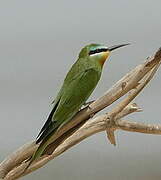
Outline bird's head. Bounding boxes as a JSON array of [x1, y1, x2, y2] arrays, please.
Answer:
[[79, 43, 130, 67]]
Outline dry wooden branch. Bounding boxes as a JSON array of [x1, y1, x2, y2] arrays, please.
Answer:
[[0, 48, 161, 180]]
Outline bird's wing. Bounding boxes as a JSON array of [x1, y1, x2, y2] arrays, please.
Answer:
[[27, 67, 100, 167], [36, 68, 100, 144], [36, 96, 61, 140]]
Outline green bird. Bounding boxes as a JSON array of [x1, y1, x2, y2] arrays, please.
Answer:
[[27, 43, 129, 169]]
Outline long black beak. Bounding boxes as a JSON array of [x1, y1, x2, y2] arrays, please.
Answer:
[[108, 43, 130, 52]]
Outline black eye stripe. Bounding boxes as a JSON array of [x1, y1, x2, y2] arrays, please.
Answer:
[[89, 48, 107, 55]]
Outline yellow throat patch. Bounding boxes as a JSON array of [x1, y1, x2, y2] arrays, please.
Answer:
[[99, 51, 110, 66]]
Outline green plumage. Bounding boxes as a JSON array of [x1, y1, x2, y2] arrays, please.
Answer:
[[26, 43, 129, 169]]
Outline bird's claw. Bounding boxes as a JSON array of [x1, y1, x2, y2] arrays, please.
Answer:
[[87, 102, 95, 118], [83, 100, 95, 107]]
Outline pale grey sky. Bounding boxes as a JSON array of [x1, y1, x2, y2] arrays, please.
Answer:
[[0, 1, 161, 179]]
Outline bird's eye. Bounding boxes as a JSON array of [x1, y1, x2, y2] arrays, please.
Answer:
[[89, 48, 107, 55], [89, 50, 97, 55]]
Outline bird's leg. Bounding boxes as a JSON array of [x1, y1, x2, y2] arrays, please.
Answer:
[[86, 100, 95, 118], [88, 106, 95, 118]]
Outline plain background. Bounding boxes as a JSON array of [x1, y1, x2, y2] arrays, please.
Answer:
[[0, 1, 161, 179]]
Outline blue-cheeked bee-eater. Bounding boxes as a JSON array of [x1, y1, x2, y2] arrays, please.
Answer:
[[26, 43, 129, 169]]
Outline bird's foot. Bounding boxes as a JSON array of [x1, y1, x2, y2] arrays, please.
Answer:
[[83, 100, 95, 108], [81, 100, 95, 118], [87, 102, 95, 119]]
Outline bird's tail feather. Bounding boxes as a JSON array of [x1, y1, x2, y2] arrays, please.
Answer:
[[24, 134, 52, 172]]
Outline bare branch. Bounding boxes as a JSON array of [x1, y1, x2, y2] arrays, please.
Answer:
[[6, 105, 161, 180], [116, 120, 161, 134], [0, 48, 161, 180]]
